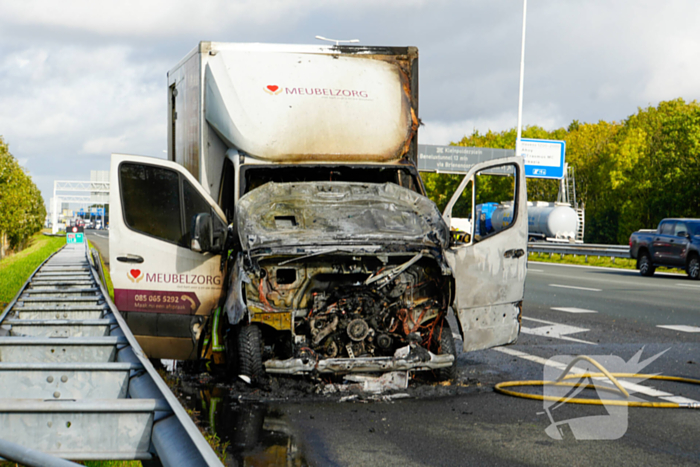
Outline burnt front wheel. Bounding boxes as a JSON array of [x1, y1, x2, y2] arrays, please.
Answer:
[[433, 318, 457, 382], [688, 256, 700, 280], [638, 252, 655, 277], [238, 324, 265, 381]]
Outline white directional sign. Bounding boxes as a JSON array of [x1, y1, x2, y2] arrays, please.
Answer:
[[520, 138, 566, 179]]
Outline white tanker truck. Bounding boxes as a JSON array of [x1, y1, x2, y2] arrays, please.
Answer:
[[478, 201, 582, 243]]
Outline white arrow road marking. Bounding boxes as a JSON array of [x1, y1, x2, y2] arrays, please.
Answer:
[[551, 307, 598, 314], [550, 284, 602, 292], [493, 347, 698, 404], [657, 325, 700, 333], [521, 317, 596, 345]]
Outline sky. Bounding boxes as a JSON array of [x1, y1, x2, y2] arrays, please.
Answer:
[[2, 0, 700, 208]]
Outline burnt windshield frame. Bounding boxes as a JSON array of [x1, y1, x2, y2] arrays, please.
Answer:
[[239, 164, 426, 198]]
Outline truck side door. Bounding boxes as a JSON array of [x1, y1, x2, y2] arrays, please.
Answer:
[[653, 220, 675, 263], [671, 221, 690, 266], [109, 154, 227, 360], [442, 156, 527, 352]]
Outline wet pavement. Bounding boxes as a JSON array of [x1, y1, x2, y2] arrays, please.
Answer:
[[171, 363, 486, 467]]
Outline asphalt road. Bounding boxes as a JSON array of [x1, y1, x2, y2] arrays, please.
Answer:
[[84, 229, 110, 266], [526, 262, 700, 327], [270, 263, 700, 467]]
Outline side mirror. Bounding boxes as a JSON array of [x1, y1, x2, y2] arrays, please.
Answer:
[[191, 213, 213, 253]]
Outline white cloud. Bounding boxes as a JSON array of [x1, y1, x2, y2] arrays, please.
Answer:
[[419, 102, 562, 146], [3, 0, 700, 207]]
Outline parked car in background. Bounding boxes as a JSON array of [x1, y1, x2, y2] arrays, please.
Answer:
[[629, 218, 700, 279]]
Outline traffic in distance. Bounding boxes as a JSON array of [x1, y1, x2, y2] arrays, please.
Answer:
[[629, 218, 700, 279]]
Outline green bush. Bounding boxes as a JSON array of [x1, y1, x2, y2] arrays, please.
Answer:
[[421, 99, 700, 245], [0, 136, 46, 254]]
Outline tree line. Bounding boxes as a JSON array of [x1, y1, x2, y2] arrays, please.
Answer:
[[0, 136, 46, 257], [421, 98, 700, 244]]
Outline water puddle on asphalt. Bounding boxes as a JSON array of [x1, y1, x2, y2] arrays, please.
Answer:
[[185, 386, 308, 467]]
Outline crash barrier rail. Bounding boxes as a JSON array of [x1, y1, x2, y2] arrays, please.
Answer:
[[0, 242, 223, 466], [528, 242, 630, 261]]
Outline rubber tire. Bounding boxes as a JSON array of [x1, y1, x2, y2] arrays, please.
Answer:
[[435, 319, 457, 382], [224, 325, 239, 376], [238, 325, 265, 380], [638, 252, 655, 277], [687, 255, 700, 280]]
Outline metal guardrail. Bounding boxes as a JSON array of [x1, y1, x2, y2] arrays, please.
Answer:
[[0, 242, 223, 466], [527, 242, 630, 259]]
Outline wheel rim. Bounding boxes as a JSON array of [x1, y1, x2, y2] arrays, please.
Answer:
[[640, 257, 649, 273], [690, 259, 700, 279]]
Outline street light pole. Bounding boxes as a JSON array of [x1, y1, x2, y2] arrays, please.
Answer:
[[515, 0, 528, 158]]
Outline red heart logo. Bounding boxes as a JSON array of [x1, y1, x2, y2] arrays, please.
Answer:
[[267, 85, 279, 92], [130, 269, 141, 279]]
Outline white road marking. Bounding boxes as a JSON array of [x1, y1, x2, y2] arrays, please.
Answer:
[[493, 347, 698, 404], [520, 321, 597, 345], [656, 325, 700, 333], [528, 268, 544, 272], [549, 284, 602, 292], [92, 233, 109, 238], [522, 317, 558, 325], [528, 261, 685, 276], [551, 307, 598, 314], [676, 283, 700, 289]]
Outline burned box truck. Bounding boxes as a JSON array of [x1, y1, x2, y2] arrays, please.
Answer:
[[109, 42, 527, 380]]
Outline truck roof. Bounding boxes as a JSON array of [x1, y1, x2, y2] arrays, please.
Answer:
[[168, 42, 419, 166]]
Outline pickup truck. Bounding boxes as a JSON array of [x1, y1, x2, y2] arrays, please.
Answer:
[[629, 218, 700, 279]]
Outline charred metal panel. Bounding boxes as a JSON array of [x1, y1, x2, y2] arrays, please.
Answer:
[[443, 156, 528, 352], [223, 256, 250, 326], [236, 181, 449, 250], [457, 304, 521, 352]]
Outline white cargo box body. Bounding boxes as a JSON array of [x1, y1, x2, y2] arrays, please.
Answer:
[[168, 42, 418, 196]]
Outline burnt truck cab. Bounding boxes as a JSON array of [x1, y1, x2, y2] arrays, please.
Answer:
[[109, 42, 527, 380]]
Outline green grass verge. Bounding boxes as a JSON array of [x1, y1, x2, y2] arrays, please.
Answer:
[[87, 239, 114, 301], [0, 233, 66, 307], [527, 251, 682, 274]]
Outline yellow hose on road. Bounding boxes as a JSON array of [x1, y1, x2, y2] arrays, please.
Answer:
[[495, 355, 700, 409]]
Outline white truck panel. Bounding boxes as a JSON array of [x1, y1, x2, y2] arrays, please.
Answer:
[[204, 49, 412, 162], [168, 42, 418, 200]]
